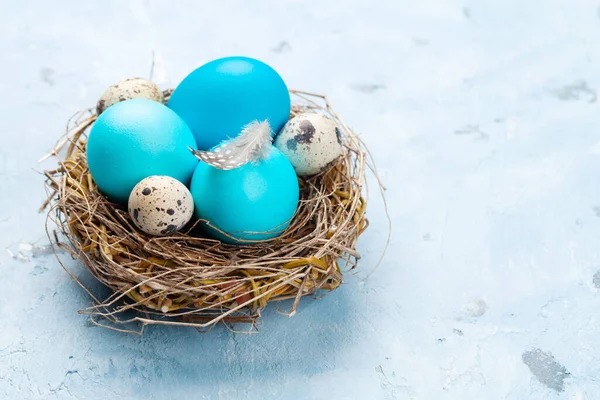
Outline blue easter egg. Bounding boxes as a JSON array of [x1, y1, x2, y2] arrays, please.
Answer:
[[190, 146, 299, 244], [168, 56, 291, 150], [87, 99, 199, 204]]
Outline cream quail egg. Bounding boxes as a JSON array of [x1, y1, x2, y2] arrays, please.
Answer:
[[274, 113, 343, 176], [128, 176, 194, 236], [97, 77, 164, 115]]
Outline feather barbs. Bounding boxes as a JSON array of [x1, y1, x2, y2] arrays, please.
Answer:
[[190, 120, 274, 170]]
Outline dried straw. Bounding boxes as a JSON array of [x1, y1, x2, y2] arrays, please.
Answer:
[[42, 89, 377, 333]]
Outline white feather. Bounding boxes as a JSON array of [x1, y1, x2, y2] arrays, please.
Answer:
[[190, 120, 274, 170]]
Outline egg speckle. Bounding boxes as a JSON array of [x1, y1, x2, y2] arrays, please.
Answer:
[[128, 176, 194, 236], [274, 113, 343, 176], [97, 77, 164, 114]]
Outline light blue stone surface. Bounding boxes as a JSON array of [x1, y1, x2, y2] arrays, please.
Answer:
[[1, 0, 600, 398]]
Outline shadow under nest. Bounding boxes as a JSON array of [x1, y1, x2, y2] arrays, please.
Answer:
[[42, 90, 375, 333]]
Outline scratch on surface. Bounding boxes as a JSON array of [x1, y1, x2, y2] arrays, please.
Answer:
[[552, 81, 597, 103], [351, 83, 386, 94], [539, 296, 566, 318], [375, 365, 416, 399], [0, 349, 27, 358], [226, 332, 244, 378], [271, 41, 292, 53], [454, 124, 489, 140]]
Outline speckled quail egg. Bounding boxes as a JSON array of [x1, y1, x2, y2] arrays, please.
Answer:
[[97, 77, 164, 115], [274, 113, 343, 176], [128, 176, 194, 236]]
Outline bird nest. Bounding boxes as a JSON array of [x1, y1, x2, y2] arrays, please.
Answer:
[[42, 89, 377, 333]]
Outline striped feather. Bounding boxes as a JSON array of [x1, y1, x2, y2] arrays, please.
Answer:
[[189, 120, 273, 170]]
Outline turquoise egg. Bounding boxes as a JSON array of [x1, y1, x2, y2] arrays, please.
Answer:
[[190, 146, 299, 244], [87, 99, 198, 204], [168, 56, 291, 150]]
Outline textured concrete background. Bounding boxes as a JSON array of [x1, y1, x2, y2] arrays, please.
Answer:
[[2, 0, 600, 398]]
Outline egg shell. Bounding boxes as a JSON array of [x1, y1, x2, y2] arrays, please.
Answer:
[[190, 146, 299, 244], [274, 113, 343, 176], [87, 99, 198, 204], [97, 77, 164, 114], [128, 176, 194, 236], [168, 56, 290, 150]]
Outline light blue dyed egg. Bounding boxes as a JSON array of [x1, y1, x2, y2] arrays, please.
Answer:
[[168, 56, 291, 150], [87, 99, 198, 204], [190, 146, 299, 244]]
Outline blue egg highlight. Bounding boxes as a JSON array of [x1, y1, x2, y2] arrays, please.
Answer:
[[168, 56, 291, 150], [87, 99, 199, 204], [190, 146, 299, 244]]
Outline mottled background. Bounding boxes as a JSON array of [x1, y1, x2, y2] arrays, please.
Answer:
[[1, 0, 600, 398]]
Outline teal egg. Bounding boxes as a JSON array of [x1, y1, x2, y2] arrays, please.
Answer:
[[168, 56, 291, 150], [190, 146, 299, 244], [87, 99, 198, 204]]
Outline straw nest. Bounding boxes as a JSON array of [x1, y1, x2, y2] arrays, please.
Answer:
[[42, 89, 378, 333]]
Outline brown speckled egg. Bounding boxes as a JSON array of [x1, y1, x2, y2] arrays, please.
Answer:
[[274, 113, 343, 176], [128, 176, 194, 236], [97, 77, 164, 115]]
